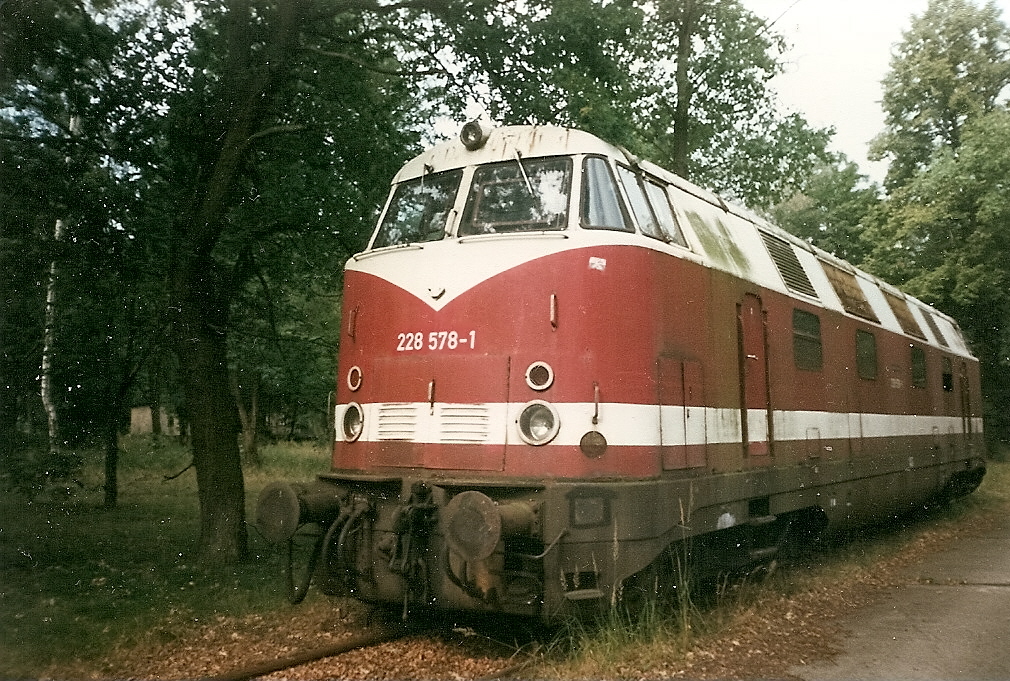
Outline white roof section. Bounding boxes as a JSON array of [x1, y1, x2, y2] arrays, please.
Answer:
[[393, 126, 618, 183], [369, 124, 974, 357]]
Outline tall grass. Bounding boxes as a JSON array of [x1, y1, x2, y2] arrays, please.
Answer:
[[0, 435, 332, 676]]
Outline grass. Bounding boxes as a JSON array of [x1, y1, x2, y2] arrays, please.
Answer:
[[0, 435, 332, 677]]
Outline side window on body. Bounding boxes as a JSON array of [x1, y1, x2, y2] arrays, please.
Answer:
[[616, 164, 665, 240], [643, 180, 689, 247], [856, 330, 877, 380], [581, 156, 633, 232], [911, 346, 927, 388], [792, 309, 823, 371]]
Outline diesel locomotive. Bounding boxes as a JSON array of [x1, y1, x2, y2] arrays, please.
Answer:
[[256, 122, 986, 621]]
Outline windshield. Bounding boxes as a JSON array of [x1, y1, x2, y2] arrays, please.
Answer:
[[371, 169, 463, 249], [459, 157, 573, 235]]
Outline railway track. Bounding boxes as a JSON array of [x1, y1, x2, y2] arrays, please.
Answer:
[[202, 614, 544, 681], [205, 623, 419, 681]]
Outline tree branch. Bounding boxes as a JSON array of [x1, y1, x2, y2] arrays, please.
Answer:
[[306, 46, 435, 75], [248, 124, 308, 143]]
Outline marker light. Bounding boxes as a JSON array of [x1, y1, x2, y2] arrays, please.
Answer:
[[341, 402, 364, 442], [525, 361, 554, 391], [347, 365, 362, 392], [518, 400, 560, 446]]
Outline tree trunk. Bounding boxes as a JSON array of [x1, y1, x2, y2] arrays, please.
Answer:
[[231, 368, 261, 466], [41, 218, 64, 455], [103, 421, 118, 510], [177, 286, 247, 564], [671, 0, 697, 179], [169, 0, 304, 566]]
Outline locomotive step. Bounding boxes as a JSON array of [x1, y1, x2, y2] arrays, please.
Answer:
[[563, 588, 605, 601]]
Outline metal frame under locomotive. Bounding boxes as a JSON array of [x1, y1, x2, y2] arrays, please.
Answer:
[[257, 122, 986, 621]]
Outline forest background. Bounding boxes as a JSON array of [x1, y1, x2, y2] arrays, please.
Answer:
[[2, 0, 1008, 565]]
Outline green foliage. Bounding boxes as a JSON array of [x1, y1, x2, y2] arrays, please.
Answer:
[[870, 0, 1010, 191], [863, 110, 1010, 437], [770, 157, 881, 264], [628, 0, 834, 207], [449, 0, 643, 147]]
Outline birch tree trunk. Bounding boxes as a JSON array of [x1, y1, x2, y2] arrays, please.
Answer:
[[41, 218, 63, 455]]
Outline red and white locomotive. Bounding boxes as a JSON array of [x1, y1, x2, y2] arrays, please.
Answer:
[[257, 123, 986, 620]]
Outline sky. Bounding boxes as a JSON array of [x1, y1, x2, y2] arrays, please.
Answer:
[[744, 0, 1010, 184]]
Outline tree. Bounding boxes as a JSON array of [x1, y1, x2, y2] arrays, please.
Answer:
[[629, 0, 833, 207], [0, 0, 130, 495], [770, 157, 881, 264], [863, 111, 1010, 439], [134, 0, 465, 563], [870, 0, 1010, 192], [448, 0, 643, 148]]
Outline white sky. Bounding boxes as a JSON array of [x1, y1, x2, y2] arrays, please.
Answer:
[[744, 0, 1010, 184]]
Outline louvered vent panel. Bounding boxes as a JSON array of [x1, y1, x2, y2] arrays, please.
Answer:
[[440, 405, 490, 443], [760, 231, 818, 299], [376, 404, 417, 441], [883, 290, 926, 339], [922, 310, 949, 347]]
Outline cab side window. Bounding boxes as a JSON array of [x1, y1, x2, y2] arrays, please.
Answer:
[[581, 156, 632, 232], [616, 164, 665, 240], [643, 180, 688, 247]]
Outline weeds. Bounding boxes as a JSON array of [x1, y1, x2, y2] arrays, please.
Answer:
[[543, 459, 1010, 678]]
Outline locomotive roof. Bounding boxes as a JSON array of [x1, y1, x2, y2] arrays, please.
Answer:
[[384, 124, 968, 352], [393, 125, 617, 182]]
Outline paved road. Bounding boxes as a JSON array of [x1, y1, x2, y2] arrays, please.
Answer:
[[789, 519, 1010, 680]]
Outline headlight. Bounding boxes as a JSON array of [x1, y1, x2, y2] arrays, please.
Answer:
[[518, 400, 560, 446], [341, 402, 364, 442]]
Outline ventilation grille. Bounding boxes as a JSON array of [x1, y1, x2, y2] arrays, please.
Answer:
[[760, 231, 818, 298], [440, 405, 490, 443], [821, 261, 879, 322], [922, 310, 949, 347], [883, 290, 926, 339], [375, 403, 492, 443], [376, 404, 418, 441]]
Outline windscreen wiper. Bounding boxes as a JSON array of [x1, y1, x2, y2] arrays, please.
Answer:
[[513, 148, 535, 196]]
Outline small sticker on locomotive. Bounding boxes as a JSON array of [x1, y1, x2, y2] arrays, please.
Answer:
[[396, 330, 476, 351], [588, 256, 607, 271]]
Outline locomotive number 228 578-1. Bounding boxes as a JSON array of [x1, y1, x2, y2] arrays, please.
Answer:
[[396, 330, 477, 352]]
